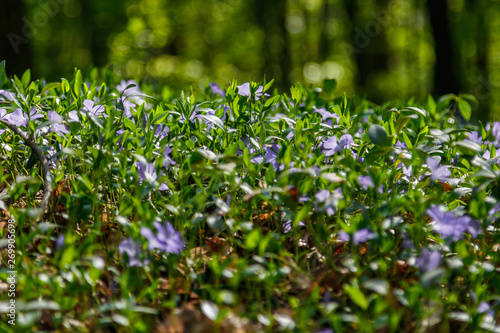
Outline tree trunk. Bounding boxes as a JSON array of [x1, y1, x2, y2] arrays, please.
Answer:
[[426, 0, 461, 96], [254, 0, 291, 91]]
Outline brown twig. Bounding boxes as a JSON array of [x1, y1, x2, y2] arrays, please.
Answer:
[[0, 118, 53, 221]]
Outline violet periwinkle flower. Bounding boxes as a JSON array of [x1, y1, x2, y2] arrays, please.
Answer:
[[136, 161, 169, 191], [465, 131, 484, 145], [155, 124, 170, 141], [209, 82, 225, 97], [313, 106, 339, 126], [68, 110, 80, 123], [395, 140, 407, 148], [352, 228, 376, 245], [55, 234, 65, 252], [426, 205, 481, 242], [236, 82, 269, 100], [358, 175, 384, 194], [338, 134, 354, 152], [3, 107, 43, 127], [337, 231, 350, 242], [322, 136, 338, 157], [163, 146, 176, 169], [314, 189, 335, 216], [82, 100, 105, 117], [119, 237, 149, 267], [486, 121, 500, 137], [426, 156, 451, 182], [47, 111, 70, 135], [283, 220, 306, 234], [117, 79, 140, 97], [264, 144, 281, 169], [415, 247, 441, 273], [140, 221, 185, 254], [0, 90, 15, 101], [0, 109, 6, 134], [117, 96, 135, 119]]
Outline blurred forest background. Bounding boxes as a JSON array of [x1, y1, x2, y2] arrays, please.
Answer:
[[1, 0, 499, 121]]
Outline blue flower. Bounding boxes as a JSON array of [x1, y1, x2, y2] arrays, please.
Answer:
[[426, 156, 451, 182], [82, 100, 106, 117], [236, 82, 269, 100], [136, 160, 169, 191], [415, 247, 441, 272], [47, 111, 70, 136], [140, 221, 185, 254], [352, 228, 375, 245], [426, 205, 480, 242], [322, 136, 338, 157], [313, 106, 339, 126], [117, 79, 140, 97], [209, 82, 225, 97], [119, 237, 149, 267]]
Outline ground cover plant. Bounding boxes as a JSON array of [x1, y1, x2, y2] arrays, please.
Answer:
[[0, 61, 499, 332]]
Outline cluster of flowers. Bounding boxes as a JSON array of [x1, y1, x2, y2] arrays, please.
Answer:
[[119, 220, 185, 267]]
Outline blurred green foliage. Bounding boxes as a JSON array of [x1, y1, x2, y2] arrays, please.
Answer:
[[4, 0, 500, 120]]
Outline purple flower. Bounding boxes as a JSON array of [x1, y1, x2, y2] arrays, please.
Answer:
[[283, 220, 306, 233], [426, 156, 451, 182], [465, 131, 483, 145], [47, 111, 70, 135], [314, 189, 335, 216], [117, 80, 140, 96], [322, 136, 338, 157], [358, 175, 384, 194], [163, 146, 176, 169], [426, 205, 480, 242], [55, 234, 65, 251], [82, 100, 105, 117], [264, 144, 281, 169], [337, 231, 350, 242], [352, 228, 375, 245], [415, 247, 441, 272], [0, 90, 15, 101], [68, 110, 80, 123], [3, 108, 28, 127], [155, 124, 170, 141], [236, 82, 269, 100], [313, 106, 339, 126], [338, 134, 354, 152], [209, 82, 225, 97], [477, 301, 491, 314], [140, 221, 185, 254], [119, 237, 149, 267], [117, 96, 135, 119], [395, 140, 407, 148], [136, 160, 169, 191], [358, 175, 374, 190]]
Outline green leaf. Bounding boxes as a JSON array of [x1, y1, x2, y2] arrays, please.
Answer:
[[323, 79, 337, 96], [368, 124, 388, 146], [123, 117, 136, 132], [74, 69, 82, 97], [402, 107, 426, 118], [41, 82, 61, 95], [246, 229, 261, 250], [263, 79, 274, 92], [363, 279, 389, 296], [344, 284, 368, 310], [21, 69, 31, 88], [455, 140, 481, 153], [0, 60, 7, 88], [264, 95, 280, 109], [395, 115, 416, 134], [458, 99, 471, 121]]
